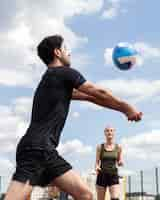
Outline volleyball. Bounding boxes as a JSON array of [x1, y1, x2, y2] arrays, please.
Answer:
[[112, 43, 138, 70]]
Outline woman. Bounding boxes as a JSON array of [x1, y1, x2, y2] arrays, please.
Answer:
[[95, 126, 123, 200]]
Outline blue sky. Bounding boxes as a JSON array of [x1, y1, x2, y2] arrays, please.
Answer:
[[0, 0, 160, 193]]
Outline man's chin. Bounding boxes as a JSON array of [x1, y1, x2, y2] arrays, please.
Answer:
[[65, 63, 71, 67]]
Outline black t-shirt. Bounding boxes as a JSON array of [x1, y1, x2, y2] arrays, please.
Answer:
[[18, 66, 86, 149]]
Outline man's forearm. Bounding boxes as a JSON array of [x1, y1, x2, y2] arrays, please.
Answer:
[[77, 81, 142, 121], [88, 92, 126, 113], [72, 88, 129, 115]]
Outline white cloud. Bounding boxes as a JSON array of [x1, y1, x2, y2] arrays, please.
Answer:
[[104, 48, 113, 65], [12, 97, 32, 119], [104, 42, 160, 66], [71, 112, 80, 118], [120, 130, 160, 162], [19, 0, 103, 20], [72, 53, 91, 70], [0, 158, 14, 175], [0, 68, 40, 87], [0, 23, 45, 87], [148, 120, 160, 129], [0, 97, 31, 154], [0, 0, 104, 87], [80, 101, 103, 111], [57, 139, 92, 156], [97, 79, 160, 103], [119, 168, 136, 176], [0, 157, 15, 192], [101, 0, 126, 19], [102, 6, 119, 19], [134, 42, 160, 65], [8, 23, 34, 47]]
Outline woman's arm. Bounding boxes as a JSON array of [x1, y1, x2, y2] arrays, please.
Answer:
[[95, 144, 101, 174], [117, 145, 124, 166]]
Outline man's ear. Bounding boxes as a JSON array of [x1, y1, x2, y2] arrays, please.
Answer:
[[54, 48, 61, 58]]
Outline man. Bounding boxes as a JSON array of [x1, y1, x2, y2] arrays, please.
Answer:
[[5, 35, 142, 200]]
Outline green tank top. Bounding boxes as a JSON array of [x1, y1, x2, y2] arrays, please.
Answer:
[[100, 143, 119, 175]]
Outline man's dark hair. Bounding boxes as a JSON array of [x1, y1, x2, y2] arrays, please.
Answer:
[[37, 35, 64, 65]]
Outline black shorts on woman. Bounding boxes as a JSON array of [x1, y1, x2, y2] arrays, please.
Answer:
[[96, 171, 119, 187]]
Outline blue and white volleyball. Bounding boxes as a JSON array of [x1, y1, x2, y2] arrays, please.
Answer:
[[112, 43, 138, 70]]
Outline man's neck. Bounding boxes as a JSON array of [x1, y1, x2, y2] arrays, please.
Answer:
[[48, 64, 64, 68], [48, 61, 64, 68]]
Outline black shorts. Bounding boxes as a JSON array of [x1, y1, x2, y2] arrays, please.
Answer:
[[96, 171, 119, 187], [12, 146, 72, 187]]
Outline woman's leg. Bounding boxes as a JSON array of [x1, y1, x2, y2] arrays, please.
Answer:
[[109, 184, 120, 200], [96, 185, 106, 200]]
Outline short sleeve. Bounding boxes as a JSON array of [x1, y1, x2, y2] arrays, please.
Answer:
[[64, 67, 86, 89]]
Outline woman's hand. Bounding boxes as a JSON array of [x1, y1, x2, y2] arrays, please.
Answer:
[[95, 165, 101, 174], [117, 160, 124, 167]]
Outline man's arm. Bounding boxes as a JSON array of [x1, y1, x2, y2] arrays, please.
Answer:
[[72, 89, 94, 101], [75, 81, 142, 121], [72, 87, 122, 109], [72, 89, 122, 109]]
